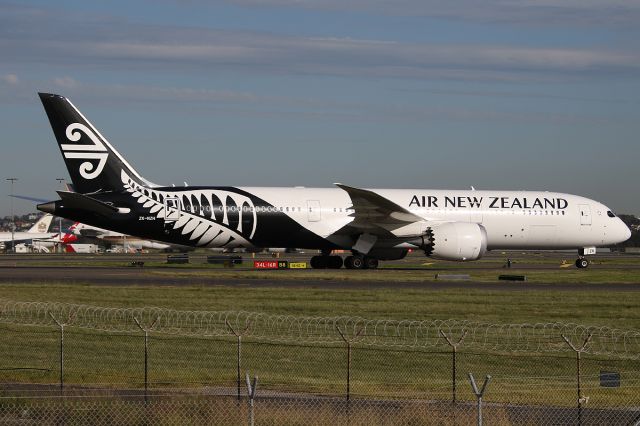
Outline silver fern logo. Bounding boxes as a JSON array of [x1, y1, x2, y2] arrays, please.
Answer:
[[61, 123, 109, 180], [121, 170, 257, 248]]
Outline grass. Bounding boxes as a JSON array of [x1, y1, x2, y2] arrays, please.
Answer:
[[1, 323, 638, 408], [0, 269, 640, 329], [1, 279, 640, 326], [1, 251, 640, 409], [142, 266, 640, 285]]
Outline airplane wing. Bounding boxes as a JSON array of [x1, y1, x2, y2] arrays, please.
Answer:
[[0, 234, 58, 244], [31, 234, 60, 242], [334, 183, 424, 232]]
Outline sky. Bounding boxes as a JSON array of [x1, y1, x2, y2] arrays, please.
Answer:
[[1, 0, 640, 217]]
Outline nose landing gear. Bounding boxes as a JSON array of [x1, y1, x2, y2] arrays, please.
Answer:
[[575, 247, 595, 269], [575, 257, 590, 269]]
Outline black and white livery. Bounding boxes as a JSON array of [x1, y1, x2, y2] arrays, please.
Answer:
[[37, 93, 631, 269]]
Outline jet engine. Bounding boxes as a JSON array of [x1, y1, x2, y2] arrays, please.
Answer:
[[410, 222, 488, 261]]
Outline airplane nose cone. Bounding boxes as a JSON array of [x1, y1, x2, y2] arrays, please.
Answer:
[[622, 223, 632, 241]]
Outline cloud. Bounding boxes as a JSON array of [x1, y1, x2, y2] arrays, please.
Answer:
[[47, 79, 259, 104], [2, 9, 639, 85], [53, 76, 79, 89], [21, 77, 624, 126], [2, 74, 18, 85], [396, 87, 637, 105], [46, 37, 640, 81], [225, 0, 640, 27]]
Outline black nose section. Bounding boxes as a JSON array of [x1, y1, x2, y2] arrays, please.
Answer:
[[37, 201, 57, 214]]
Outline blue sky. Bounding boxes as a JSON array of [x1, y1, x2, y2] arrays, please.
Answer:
[[1, 0, 639, 216]]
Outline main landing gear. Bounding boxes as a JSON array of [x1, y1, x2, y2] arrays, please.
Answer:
[[310, 255, 343, 269], [344, 255, 379, 270], [309, 253, 379, 269]]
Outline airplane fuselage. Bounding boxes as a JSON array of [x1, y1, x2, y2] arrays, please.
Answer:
[[50, 180, 629, 254]]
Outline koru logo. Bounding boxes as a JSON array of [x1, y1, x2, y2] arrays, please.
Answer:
[[61, 123, 109, 180]]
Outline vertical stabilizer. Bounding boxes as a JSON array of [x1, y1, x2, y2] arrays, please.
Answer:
[[28, 214, 53, 233], [38, 93, 156, 194]]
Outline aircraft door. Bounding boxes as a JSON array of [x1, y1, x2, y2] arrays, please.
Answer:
[[164, 196, 181, 223], [307, 200, 321, 222], [579, 204, 591, 225]]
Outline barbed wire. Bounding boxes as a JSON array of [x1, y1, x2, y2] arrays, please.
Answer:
[[0, 299, 639, 358]]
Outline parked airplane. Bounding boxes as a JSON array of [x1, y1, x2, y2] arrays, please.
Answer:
[[0, 214, 58, 251], [68, 222, 190, 251], [36, 93, 630, 268]]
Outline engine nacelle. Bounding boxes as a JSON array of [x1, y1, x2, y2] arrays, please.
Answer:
[[410, 222, 488, 261]]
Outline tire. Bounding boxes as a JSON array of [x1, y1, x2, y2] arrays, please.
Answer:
[[329, 256, 343, 269], [351, 256, 365, 269], [344, 256, 355, 269], [364, 257, 379, 269], [310, 256, 327, 269], [575, 258, 589, 269]]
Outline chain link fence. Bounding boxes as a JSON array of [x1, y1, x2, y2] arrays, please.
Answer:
[[1, 299, 639, 424]]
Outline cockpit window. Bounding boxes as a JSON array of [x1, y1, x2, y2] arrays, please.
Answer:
[[607, 211, 616, 218]]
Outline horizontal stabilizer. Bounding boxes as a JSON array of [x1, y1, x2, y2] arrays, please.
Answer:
[[56, 191, 119, 217], [11, 194, 51, 203]]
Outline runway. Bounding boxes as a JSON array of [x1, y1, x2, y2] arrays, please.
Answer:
[[0, 265, 640, 292]]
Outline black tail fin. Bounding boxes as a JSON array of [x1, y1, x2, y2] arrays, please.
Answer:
[[38, 93, 155, 194]]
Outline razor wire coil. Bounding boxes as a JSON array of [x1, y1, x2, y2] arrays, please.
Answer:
[[0, 298, 639, 358]]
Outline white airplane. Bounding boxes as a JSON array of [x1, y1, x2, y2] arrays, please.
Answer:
[[36, 93, 631, 268], [68, 222, 187, 251], [0, 214, 59, 251]]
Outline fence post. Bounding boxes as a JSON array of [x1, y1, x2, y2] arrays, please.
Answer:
[[133, 316, 159, 404], [226, 319, 252, 402], [468, 373, 491, 426], [245, 372, 258, 426], [439, 329, 467, 404], [48, 311, 76, 395], [336, 325, 364, 401], [562, 333, 593, 426]]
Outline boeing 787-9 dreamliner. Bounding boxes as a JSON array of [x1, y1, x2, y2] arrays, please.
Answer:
[[36, 93, 631, 269]]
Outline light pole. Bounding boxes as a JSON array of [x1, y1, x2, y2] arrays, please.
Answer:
[[6, 178, 18, 253], [56, 178, 65, 253]]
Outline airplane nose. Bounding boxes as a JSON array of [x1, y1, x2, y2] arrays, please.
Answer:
[[622, 222, 632, 241]]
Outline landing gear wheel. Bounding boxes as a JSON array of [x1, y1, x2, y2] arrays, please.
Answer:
[[350, 255, 365, 269], [310, 256, 327, 269], [312, 255, 343, 269], [344, 256, 355, 269], [575, 258, 590, 269], [364, 257, 379, 269], [328, 256, 343, 269]]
